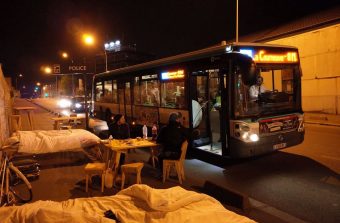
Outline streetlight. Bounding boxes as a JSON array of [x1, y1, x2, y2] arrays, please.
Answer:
[[62, 52, 68, 59], [60, 51, 76, 96], [104, 40, 121, 72], [82, 33, 95, 46], [15, 73, 23, 90], [82, 33, 96, 130], [43, 66, 57, 97]]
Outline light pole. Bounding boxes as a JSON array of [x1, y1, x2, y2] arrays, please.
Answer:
[[43, 66, 56, 96], [15, 74, 23, 90], [104, 40, 121, 72], [60, 51, 75, 96], [236, 0, 239, 42], [82, 33, 96, 130]]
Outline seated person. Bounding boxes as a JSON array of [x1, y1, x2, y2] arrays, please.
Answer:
[[249, 76, 267, 101], [108, 114, 130, 139], [156, 113, 188, 176]]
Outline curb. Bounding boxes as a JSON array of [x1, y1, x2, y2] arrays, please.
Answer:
[[304, 120, 340, 127]]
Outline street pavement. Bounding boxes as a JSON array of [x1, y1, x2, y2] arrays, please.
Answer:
[[12, 98, 340, 223]]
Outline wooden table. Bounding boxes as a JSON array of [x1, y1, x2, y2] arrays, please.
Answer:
[[52, 116, 85, 130], [13, 106, 37, 130], [102, 138, 159, 184]]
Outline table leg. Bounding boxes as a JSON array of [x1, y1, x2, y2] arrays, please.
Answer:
[[112, 151, 122, 188], [27, 111, 35, 130]]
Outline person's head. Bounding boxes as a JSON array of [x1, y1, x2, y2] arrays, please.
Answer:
[[256, 76, 263, 86], [114, 114, 125, 125], [168, 112, 180, 125]]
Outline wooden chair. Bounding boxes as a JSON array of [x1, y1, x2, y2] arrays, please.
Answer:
[[120, 162, 144, 190], [163, 140, 188, 184], [150, 147, 159, 168], [84, 162, 106, 193], [10, 115, 22, 133]]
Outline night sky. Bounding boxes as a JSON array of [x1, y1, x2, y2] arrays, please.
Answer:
[[0, 0, 339, 87]]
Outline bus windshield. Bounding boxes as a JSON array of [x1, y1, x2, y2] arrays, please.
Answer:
[[234, 64, 301, 119]]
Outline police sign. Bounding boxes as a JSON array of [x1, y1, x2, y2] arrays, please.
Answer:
[[51, 62, 93, 74], [68, 65, 87, 72]]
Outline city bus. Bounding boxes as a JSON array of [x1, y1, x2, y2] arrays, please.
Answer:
[[92, 42, 304, 162]]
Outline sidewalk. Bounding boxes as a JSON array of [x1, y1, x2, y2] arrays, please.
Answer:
[[20, 98, 313, 223], [304, 112, 340, 127]]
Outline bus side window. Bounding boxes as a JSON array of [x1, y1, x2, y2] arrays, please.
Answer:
[[161, 81, 186, 108]]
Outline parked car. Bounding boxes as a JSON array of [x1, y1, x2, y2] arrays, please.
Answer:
[[70, 96, 91, 113]]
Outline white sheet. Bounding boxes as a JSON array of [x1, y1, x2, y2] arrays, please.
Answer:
[[0, 184, 256, 223], [15, 129, 100, 154]]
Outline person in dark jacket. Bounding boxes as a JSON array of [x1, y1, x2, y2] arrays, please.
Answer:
[[156, 112, 188, 172], [108, 114, 130, 170], [108, 114, 130, 139]]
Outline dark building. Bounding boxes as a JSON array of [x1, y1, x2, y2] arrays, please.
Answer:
[[94, 44, 155, 73]]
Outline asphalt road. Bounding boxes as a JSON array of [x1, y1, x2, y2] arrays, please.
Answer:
[[14, 98, 340, 223]]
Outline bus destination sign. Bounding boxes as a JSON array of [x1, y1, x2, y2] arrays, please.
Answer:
[[161, 69, 185, 80], [239, 48, 298, 63]]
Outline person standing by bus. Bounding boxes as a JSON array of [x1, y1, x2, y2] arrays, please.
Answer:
[[108, 114, 130, 170], [156, 112, 188, 177]]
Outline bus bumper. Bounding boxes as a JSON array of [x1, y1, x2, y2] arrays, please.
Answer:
[[229, 130, 305, 158]]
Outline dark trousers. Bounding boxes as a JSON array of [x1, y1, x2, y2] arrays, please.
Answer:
[[158, 151, 181, 171]]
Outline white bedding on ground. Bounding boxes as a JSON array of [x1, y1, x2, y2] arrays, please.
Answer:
[[0, 184, 256, 223], [13, 129, 100, 154]]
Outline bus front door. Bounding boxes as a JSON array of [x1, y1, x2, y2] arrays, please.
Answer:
[[190, 70, 222, 155]]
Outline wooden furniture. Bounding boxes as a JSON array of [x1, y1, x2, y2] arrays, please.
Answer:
[[120, 162, 144, 190], [103, 139, 159, 186], [163, 140, 188, 184], [52, 116, 85, 130], [13, 106, 36, 130], [84, 162, 106, 193], [10, 115, 22, 133], [150, 147, 159, 168]]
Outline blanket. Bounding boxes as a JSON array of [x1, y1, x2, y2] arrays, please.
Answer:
[[0, 184, 256, 223], [12, 129, 100, 154]]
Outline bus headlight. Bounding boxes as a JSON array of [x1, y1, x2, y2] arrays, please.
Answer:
[[232, 121, 259, 143], [249, 133, 259, 142]]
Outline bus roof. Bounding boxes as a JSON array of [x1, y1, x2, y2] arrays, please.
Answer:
[[94, 42, 298, 79]]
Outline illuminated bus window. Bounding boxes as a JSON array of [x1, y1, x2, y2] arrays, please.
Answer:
[[112, 80, 118, 103], [141, 80, 160, 106], [134, 77, 141, 105], [161, 81, 186, 108], [95, 82, 103, 102], [103, 80, 113, 102]]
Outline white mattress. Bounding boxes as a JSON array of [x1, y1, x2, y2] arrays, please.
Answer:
[[0, 184, 256, 223], [12, 129, 100, 154]]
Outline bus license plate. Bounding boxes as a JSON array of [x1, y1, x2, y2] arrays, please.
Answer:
[[273, 143, 287, 150]]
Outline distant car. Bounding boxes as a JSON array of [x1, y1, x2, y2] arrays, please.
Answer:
[[57, 97, 72, 108], [70, 96, 91, 113]]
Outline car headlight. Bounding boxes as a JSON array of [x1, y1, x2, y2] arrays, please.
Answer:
[[75, 103, 82, 108], [57, 99, 72, 108]]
